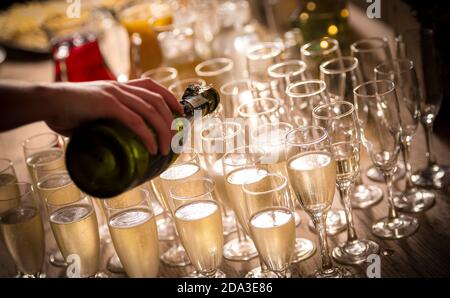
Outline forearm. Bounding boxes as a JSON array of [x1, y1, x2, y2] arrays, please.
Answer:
[[0, 80, 55, 131]]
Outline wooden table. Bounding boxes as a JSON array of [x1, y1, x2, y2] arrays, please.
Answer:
[[1, 4, 450, 278]]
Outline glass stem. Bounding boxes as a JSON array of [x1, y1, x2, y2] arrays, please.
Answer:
[[338, 183, 358, 242], [401, 140, 414, 189], [313, 213, 333, 272], [423, 121, 436, 166], [383, 172, 398, 220], [235, 219, 246, 242]]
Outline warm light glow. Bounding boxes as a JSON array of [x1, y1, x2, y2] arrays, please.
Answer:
[[328, 25, 338, 36], [300, 12, 309, 22], [340, 8, 349, 18], [320, 40, 329, 49], [306, 1, 316, 11]]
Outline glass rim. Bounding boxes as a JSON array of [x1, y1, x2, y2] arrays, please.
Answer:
[[141, 66, 178, 83], [36, 170, 72, 191], [169, 177, 215, 201], [353, 80, 395, 98], [251, 122, 294, 144], [220, 79, 253, 95], [286, 80, 327, 98], [285, 125, 329, 147], [246, 42, 283, 61], [22, 132, 60, 150], [242, 171, 288, 196], [45, 188, 88, 208], [267, 60, 307, 78], [312, 101, 355, 121], [200, 121, 242, 142], [172, 147, 199, 166], [0, 158, 13, 174], [0, 182, 33, 202], [195, 57, 234, 77], [350, 37, 389, 53], [237, 97, 280, 118], [320, 56, 359, 75], [374, 59, 414, 76], [173, 199, 220, 218], [103, 188, 151, 211], [301, 37, 339, 57], [222, 145, 265, 167]]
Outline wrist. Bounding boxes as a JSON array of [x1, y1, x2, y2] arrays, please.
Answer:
[[29, 82, 60, 122]]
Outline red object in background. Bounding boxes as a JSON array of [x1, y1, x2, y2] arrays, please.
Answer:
[[53, 34, 116, 82]]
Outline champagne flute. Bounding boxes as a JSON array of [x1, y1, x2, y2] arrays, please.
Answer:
[[222, 146, 275, 278], [251, 122, 316, 263], [201, 121, 258, 261], [46, 187, 103, 277], [313, 101, 380, 265], [354, 80, 419, 239], [351, 37, 405, 182], [285, 126, 350, 277], [375, 59, 435, 212], [243, 172, 296, 278], [195, 57, 234, 91], [396, 28, 448, 189], [103, 188, 159, 277], [0, 159, 17, 190], [141, 66, 178, 88], [169, 177, 225, 278], [0, 182, 45, 278], [301, 37, 341, 79], [220, 79, 255, 118], [320, 56, 383, 209]]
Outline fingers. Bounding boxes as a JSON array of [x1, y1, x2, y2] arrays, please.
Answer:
[[126, 78, 183, 114], [106, 84, 172, 155], [119, 84, 173, 128]]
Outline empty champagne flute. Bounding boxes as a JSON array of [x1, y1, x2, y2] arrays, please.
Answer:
[[195, 57, 234, 90], [301, 37, 341, 79], [141, 66, 178, 88], [220, 79, 255, 118], [313, 101, 379, 265], [103, 188, 159, 277], [286, 126, 350, 277], [201, 121, 258, 261], [0, 182, 45, 278], [351, 37, 405, 182], [243, 172, 296, 278], [251, 122, 316, 262], [397, 28, 448, 189], [375, 59, 435, 212], [354, 80, 419, 239], [170, 177, 225, 278], [320, 57, 383, 209]]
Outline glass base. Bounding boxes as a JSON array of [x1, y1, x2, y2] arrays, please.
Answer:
[[17, 272, 46, 278], [308, 209, 347, 236], [372, 214, 419, 239], [222, 212, 237, 236], [245, 267, 285, 278], [294, 211, 301, 227], [332, 239, 380, 265], [393, 189, 435, 213], [366, 163, 405, 182], [107, 253, 124, 273], [311, 267, 353, 278], [188, 269, 226, 278], [351, 184, 383, 209], [93, 272, 109, 278], [161, 244, 191, 267], [292, 238, 316, 263], [49, 250, 67, 267], [411, 164, 449, 189], [223, 238, 258, 261], [156, 217, 176, 241]]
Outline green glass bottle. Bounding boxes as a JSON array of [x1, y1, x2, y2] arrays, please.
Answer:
[[65, 84, 219, 198]]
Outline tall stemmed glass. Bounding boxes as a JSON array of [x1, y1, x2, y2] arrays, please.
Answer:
[[354, 80, 419, 239], [251, 122, 316, 262], [397, 28, 448, 189], [201, 121, 258, 261], [170, 177, 225, 278], [0, 182, 45, 278], [313, 102, 380, 264], [375, 59, 435, 212], [243, 172, 296, 278], [286, 126, 350, 277], [222, 146, 275, 278], [141, 66, 178, 88], [320, 57, 383, 209], [301, 37, 341, 79], [220, 79, 255, 118], [351, 37, 405, 182], [195, 57, 234, 91]]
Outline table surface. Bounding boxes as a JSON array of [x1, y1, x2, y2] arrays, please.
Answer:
[[1, 4, 450, 278]]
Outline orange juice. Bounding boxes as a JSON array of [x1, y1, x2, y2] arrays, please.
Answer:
[[120, 2, 173, 79]]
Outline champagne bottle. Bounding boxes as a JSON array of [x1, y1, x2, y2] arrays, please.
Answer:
[[65, 84, 219, 198]]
